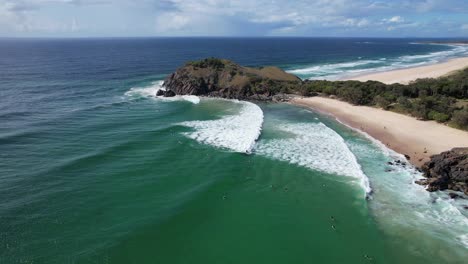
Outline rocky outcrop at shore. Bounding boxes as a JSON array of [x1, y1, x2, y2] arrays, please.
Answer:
[[163, 58, 302, 100], [416, 148, 468, 196]]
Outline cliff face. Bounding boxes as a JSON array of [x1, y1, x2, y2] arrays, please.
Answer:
[[416, 148, 468, 195], [163, 58, 302, 100]]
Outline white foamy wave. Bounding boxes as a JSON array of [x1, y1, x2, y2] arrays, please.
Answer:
[[180, 95, 201, 104], [399, 45, 468, 62], [179, 100, 263, 153], [255, 122, 371, 195], [125, 81, 165, 97], [124, 81, 200, 104], [288, 60, 381, 75], [339, 120, 468, 249], [458, 234, 468, 248], [287, 44, 468, 80]]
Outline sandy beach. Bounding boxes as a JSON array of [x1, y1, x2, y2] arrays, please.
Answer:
[[344, 57, 468, 84], [292, 97, 468, 167]]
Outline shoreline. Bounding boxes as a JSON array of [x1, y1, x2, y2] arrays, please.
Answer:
[[342, 57, 468, 84], [291, 97, 468, 168]]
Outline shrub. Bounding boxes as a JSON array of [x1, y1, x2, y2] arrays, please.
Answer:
[[188, 58, 225, 69], [452, 108, 468, 129], [428, 111, 450, 123]]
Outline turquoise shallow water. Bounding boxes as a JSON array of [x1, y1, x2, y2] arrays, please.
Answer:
[[1, 38, 468, 263]]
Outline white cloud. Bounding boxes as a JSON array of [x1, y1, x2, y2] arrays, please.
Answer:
[[389, 16, 404, 23], [0, 0, 466, 37], [383, 16, 405, 24]]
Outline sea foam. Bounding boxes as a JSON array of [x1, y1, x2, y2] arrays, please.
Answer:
[[339, 119, 468, 249], [179, 100, 264, 153], [287, 44, 468, 80], [125, 81, 200, 104], [255, 122, 371, 195]]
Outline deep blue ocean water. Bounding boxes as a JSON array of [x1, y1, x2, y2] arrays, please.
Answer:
[[1, 38, 468, 263]]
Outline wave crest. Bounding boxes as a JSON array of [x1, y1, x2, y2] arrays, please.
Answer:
[[287, 44, 468, 80], [125, 81, 200, 104], [179, 101, 264, 153], [255, 122, 371, 195]]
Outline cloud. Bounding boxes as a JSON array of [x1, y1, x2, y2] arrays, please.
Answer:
[[0, 0, 467, 37], [388, 16, 404, 23]]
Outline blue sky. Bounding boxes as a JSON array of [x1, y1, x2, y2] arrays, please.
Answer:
[[0, 0, 467, 37]]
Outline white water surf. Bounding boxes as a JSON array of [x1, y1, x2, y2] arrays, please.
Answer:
[[179, 100, 264, 154], [255, 122, 372, 195], [125, 81, 200, 104]]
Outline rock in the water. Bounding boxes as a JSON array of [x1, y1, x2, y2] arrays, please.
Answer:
[[448, 193, 461, 199], [163, 58, 301, 100], [156, 89, 165, 96], [404, 154, 411, 160], [163, 90, 176, 97], [417, 148, 468, 195]]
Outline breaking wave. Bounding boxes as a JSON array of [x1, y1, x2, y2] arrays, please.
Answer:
[[125, 81, 200, 104], [341, 121, 468, 250], [255, 122, 371, 195], [179, 100, 264, 153], [287, 44, 468, 80]]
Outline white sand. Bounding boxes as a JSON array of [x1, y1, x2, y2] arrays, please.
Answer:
[[344, 57, 468, 84], [292, 97, 468, 167]]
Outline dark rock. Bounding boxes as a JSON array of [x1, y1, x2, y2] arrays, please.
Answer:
[[163, 58, 302, 100], [415, 179, 429, 185], [387, 161, 394, 165], [404, 154, 411, 160], [417, 148, 468, 195], [448, 193, 461, 199], [156, 89, 165, 96], [272, 93, 293, 102], [163, 90, 176, 97], [385, 168, 393, 172]]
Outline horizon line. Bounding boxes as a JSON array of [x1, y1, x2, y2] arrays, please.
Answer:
[[0, 36, 468, 40]]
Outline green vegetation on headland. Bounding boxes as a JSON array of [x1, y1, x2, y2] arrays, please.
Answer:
[[163, 58, 301, 100], [163, 58, 468, 130]]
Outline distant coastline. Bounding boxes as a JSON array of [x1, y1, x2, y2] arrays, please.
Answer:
[[343, 56, 468, 84], [419, 40, 468, 45]]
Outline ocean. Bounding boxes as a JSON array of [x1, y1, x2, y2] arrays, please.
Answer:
[[0, 37, 467, 263]]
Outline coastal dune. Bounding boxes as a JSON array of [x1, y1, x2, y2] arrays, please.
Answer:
[[345, 57, 468, 84], [292, 97, 468, 167]]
